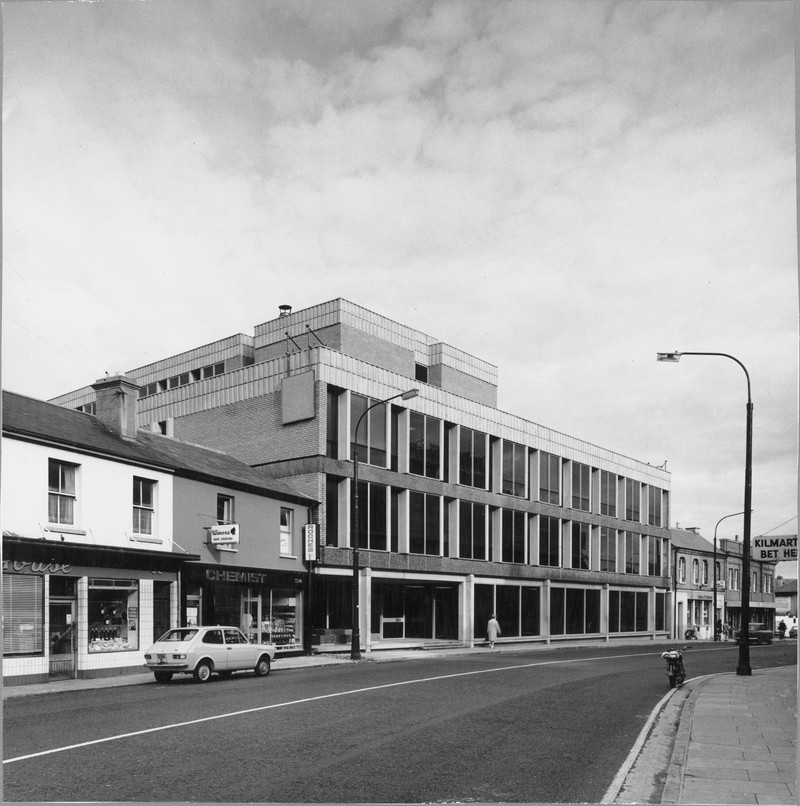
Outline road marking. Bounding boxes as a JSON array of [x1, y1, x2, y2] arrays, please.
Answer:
[[3, 648, 732, 765]]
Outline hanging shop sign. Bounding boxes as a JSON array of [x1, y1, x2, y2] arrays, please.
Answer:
[[752, 535, 797, 561], [210, 524, 239, 545], [304, 524, 318, 562]]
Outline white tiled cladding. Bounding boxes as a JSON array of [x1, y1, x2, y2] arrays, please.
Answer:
[[427, 342, 497, 386], [48, 333, 255, 409]]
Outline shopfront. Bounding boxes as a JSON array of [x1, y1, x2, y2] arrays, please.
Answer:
[[183, 565, 304, 653], [2, 536, 191, 686]]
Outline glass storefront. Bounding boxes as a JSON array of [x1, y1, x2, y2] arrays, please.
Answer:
[[88, 579, 140, 652]]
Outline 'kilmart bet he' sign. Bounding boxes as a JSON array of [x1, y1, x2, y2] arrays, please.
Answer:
[[751, 534, 797, 561]]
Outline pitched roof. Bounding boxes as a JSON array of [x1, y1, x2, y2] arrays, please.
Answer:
[[668, 528, 715, 553], [2, 390, 316, 506], [776, 578, 797, 594]]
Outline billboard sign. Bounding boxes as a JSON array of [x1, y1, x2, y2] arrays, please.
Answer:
[[752, 534, 797, 561]]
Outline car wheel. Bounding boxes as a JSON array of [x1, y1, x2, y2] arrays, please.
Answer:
[[193, 660, 213, 683], [153, 671, 173, 684], [254, 656, 271, 677]]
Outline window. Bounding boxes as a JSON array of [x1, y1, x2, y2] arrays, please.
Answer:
[[415, 363, 429, 383], [678, 557, 686, 582], [752, 572, 758, 593], [550, 587, 601, 635], [88, 579, 139, 652], [280, 508, 293, 555], [571, 462, 590, 511], [764, 574, 772, 594], [692, 559, 699, 584], [539, 452, 561, 505], [571, 522, 590, 569], [326, 387, 340, 458], [501, 509, 525, 564], [539, 516, 560, 567], [502, 441, 526, 497], [702, 560, 709, 585], [409, 492, 440, 555], [608, 590, 649, 633], [728, 567, 740, 591], [625, 532, 640, 574], [459, 501, 487, 560], [48, 459, 77, 525], [351, 394, 387, 467], [600, 471, 616, 516], [2, 574, 44, 655], [459, 427, 487, 489], [354, 482, 387, 551], [655, 592, 666, 631], [132, 477, 155, 535], [648, 486, 662, 526], [648, 536, 663, 576], [600, 527, 616, 571], [625, 479, 640, 522], [325, 476, 339, 546], [409, 412, 441, 479], [217, 494, 234, 524]]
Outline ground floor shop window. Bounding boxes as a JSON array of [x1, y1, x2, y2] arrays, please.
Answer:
[[550, 587, 601, 635], [474, 583, 541, 639], [655, 591, 666, 631], [370, 582, 458, 641], [609, 590, 649, 633], [2, 574, 44, 656], [88, 579, 139, 652]]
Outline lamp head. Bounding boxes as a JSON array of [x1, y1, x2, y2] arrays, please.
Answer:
[[401, 389, 420, 400], [656, 352, 682, 362]]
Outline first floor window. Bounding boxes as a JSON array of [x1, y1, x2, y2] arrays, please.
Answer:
[[132, 477, 155, 535], [325, 477, 339, 546], [571, 522, 590, 570], [217, 494, 235, 524], [410, 492, 440, 555], [539, 516, 560, 567], [678, 556, 686, 582], [501, 509, 525, 564], [49, 459, 77, 525], [459, 501, 487, 560], [625, 532, 640, 574], [88, 579, 139, 652], [648, 535, 663, 576], [280, 508, 293, 555], [600, 527, 616, 572], [354, 482, 388, 550], [2, 574, 44, 655]]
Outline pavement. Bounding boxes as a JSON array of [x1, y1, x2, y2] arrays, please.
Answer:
[[3, 642, 797, 805]]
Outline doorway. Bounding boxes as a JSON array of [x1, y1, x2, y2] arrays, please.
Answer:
[[49, 599, 76, 679]]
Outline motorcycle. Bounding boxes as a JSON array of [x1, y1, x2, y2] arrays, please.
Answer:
[[661, 647, 687, 688], [684, 625, 697, 640]]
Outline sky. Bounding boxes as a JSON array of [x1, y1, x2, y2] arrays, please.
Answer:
[[2, 0, 797, 572]]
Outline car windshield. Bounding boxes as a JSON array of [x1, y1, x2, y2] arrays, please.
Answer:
[[158, 629, 198, 642]]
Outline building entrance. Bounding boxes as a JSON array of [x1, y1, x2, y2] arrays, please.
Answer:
[[372, 581, 458, 642], [48, 599, 76, 679]]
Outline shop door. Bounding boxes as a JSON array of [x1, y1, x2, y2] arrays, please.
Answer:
[[380, 585, 404, 639], [49, 600, 76, 679], [242, 591, 263, 643]]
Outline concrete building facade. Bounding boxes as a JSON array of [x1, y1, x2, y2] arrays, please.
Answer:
[[53, 299, 675, 651]]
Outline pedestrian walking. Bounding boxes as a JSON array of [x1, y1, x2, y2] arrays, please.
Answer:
[[778, 620, 787, 640], [487, 614, 501, 648], [715, 618, 723, 641]]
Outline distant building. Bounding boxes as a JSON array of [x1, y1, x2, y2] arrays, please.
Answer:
[[52, 298, 674, 649], [2, 378, 314, 686], [774, 577, 797, 617]]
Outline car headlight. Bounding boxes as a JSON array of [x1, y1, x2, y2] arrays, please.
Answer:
[[172, 654, 187, 660]]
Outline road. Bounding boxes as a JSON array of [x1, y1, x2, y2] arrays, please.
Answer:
[[4, 641, 795, 803]]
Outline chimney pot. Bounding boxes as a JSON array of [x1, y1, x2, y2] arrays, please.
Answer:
[[279, 305, 292, 317], [91, 374, 140, 440]]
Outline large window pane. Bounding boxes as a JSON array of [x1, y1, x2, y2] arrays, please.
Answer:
[[521, 587, 540, 636], [2, 574, 44, 655], [539, 452, 560, 505], [550, 587, 565, 635], [539, 516, 560, 567], [496, 586, 520, 637], [571, 463, 590, 511], [88, 579, 139, 652]]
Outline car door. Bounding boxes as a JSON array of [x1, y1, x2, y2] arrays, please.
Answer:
[[223, 628, 254, 670]]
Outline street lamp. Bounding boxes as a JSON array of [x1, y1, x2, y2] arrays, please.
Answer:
[[657, 350, 753, 676], [713, 511, 746, 641], [351, 388, 419, 660]]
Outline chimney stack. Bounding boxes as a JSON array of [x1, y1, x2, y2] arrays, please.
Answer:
[[91, 375, 140, 440], [279, 304, 292, 317]]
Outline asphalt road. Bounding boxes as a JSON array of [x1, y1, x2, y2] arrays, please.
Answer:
[[4, 641, 795, 803]]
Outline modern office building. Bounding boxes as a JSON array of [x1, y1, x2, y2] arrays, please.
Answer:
[[52, 298, 674, 651]]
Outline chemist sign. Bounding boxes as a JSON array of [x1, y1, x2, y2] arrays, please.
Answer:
[[752, 534, 797, 561]]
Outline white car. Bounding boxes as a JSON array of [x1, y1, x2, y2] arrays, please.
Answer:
[[144, 626, 276, 683]]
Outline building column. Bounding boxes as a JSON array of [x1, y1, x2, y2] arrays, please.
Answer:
[[464, 574, 475, 647], [602, 583, 610, 642], [542, 578, 551, 643], [363, 567, 372, 655]]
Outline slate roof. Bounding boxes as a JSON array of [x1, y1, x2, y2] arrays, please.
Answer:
[[669, 528, 715, 553], [2, 390, 316, 506], [776, 578, 797, 595]]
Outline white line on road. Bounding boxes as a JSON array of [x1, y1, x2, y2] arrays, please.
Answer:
[[2, 649, 721, 765]]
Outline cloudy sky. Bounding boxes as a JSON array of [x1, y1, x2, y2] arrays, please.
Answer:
[[3, 0, 797, 564]]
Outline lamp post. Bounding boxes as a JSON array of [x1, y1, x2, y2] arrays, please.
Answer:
[[713, 511, 745, 641], [351, 388, 419, 660], [657, 350, 753, 675]]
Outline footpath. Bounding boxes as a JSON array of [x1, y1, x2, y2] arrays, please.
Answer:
[[3, 642, 796, 805]]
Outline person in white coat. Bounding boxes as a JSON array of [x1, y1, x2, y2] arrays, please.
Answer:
[[487, 615, 501, 648]]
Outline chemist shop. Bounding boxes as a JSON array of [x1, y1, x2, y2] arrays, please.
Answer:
[[2, 536, 197, 686], [182, 564, 304, 653]]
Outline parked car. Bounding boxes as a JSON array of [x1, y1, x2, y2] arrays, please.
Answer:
[[790, 625, 798, 639], [143, 626, 276, 683], [735, 622, 773, 645]]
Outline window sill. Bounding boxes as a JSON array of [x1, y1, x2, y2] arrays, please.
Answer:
[[128, 534, 163, 544], [279, 554, 299, 560], [44, 525, 86, 536]]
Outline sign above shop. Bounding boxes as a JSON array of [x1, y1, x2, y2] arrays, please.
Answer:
[[752, 534, 797, 561], [210, 524, 239, 545]]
